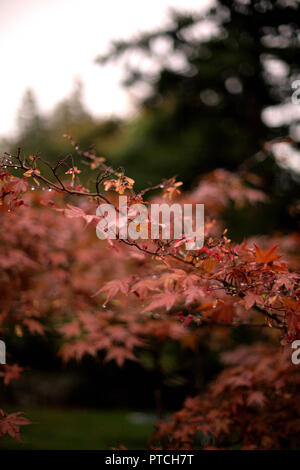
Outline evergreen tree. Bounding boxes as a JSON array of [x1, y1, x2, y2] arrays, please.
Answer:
[[97, 0, 300, 185]]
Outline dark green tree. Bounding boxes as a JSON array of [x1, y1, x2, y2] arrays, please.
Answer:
[[97, 0, 300, 187], [16, 89, 47, 155], [1, 83, 123, 184], [50, 80, 92, 135]]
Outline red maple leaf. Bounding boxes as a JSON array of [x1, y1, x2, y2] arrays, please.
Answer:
[[144, 292, 180, 312], [246, 391, 267, 408], [93, 279, 130, 305], [254, 244, 281, 264], [0, 409, 33, 444], [104, 346, 136, 367], [0, 364, 23, 386]]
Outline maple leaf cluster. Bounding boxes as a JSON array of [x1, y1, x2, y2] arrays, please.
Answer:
[[152, 344, 300, 449], [0, 140, 299, 447], [0, 172, 28, 210]]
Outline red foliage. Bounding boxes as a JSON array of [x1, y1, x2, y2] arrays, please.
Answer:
[[0, 140, 299, 447], [0, 409, 32, 444], [152, 344, 300, 449]]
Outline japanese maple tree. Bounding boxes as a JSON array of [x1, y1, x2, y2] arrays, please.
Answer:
[[0, 138, 299, 448]]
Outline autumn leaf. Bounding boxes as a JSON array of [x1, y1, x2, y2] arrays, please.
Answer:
[[0, 410, 33, 444], [144, 292, 179, 312], [131, 278, 160, 300], [104, 176, 135, 194], [23, 169, 40, 178], [0, 364, 23, 386], [59, 339, 98, 362], [10, 178, 28, 193], [23, 318, 45, 335], [162, 178, 183, 200], [65, 166, 81, 175], [61, 204, 99, 227], [275, 273, 299, 291], [254, 244, 281, 264], [244, 293, 261, 310], [104, 346, 137, 367], [246, 391, 266, 408], [60, 320, 82, 338], [93, 279, 130, 305], [281, 297, 300, 313]]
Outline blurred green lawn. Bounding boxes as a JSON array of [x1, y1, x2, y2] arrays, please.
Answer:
[[0, 408, 155, 450]]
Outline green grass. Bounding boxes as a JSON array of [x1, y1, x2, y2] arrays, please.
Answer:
[[0, 407, 156, 450]]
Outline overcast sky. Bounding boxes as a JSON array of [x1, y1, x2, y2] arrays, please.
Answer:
[[0, 0, 212, 137]]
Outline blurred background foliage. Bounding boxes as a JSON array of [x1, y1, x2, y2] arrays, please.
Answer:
[[1, 0, 300, 236], [1, 1, 300, 446], [97, 0, 300, 180]]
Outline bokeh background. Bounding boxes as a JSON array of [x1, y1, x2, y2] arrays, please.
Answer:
[[0, 0, 300, 449]]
